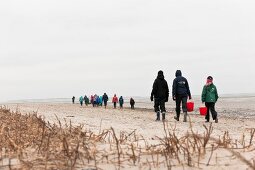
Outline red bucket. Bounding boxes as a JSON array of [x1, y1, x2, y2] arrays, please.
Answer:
[[186, 102, 194, 112], [199, 107, 207, 116]]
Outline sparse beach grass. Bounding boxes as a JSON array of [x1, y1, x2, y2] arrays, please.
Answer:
[[0, 106, 255, 169]]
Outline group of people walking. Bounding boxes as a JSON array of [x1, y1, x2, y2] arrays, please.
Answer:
[[72, 69, 218, 123], [72, 94, 136, 109], [151, 70, 218, 123]]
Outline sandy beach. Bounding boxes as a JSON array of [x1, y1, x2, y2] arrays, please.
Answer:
[[2, 96, 255, 169]]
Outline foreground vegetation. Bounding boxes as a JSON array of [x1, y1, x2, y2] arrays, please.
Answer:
[[0, 107, 255, 170]]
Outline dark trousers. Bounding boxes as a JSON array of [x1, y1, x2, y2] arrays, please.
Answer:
[[175, 95, 187, 118], [131, 104, 134, 109], [113, 102, 117, 108], [120, 103, 123, 108], [154, 98, 166, 113], [205, 102, 217, 121], [104, 101, 107, 107]]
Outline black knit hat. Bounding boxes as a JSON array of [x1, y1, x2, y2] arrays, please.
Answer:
[[207, 76, 213, 80]]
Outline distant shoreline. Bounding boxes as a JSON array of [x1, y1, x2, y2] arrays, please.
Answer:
[[2, 93, 255, 104]]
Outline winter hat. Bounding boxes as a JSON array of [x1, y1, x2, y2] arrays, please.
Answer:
[[207, 76, 213, 83]]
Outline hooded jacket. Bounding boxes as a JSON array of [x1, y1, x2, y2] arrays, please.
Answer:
[[130, 98, 135, 105], [119, 96, 124, 105], [102, 93, 108, 102], [79, 96, 84, 102], [84, 96, 89, 103], [172, 70, 191, 98], [151, 71, 169, 101]]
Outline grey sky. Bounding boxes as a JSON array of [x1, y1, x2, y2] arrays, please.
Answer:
[[1, 0, 255, 102]]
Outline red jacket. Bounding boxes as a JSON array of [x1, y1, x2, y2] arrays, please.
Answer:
[[112, 96, 118, 103]]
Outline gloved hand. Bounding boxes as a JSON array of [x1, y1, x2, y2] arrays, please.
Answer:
[[173, 96, 176, 101], [189, 96, 192, 100], [150, 96, 153, 101]]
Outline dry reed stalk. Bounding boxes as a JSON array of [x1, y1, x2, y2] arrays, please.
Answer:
[[249, 129, 255, 146], [131, 143, 137, 165], [111, 127, 121, 169], [206, 144, 214, 166]]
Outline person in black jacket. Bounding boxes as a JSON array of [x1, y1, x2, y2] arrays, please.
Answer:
[[151, 70, 169, 121], [130, 98, 135, 109], [72, 96, 75, 104], [102, 93, 109, 109], [172, 70, 192, 122]]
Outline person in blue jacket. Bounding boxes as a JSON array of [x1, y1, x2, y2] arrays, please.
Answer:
[[95, 95, 100, 107], [172, 70, 192, 122]]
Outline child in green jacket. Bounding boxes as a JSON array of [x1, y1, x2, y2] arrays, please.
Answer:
[[201, 76, 219, 123]]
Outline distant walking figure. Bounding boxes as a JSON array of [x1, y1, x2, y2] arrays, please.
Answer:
[[119, 96, 124, 109], [112, 94, 118, 109], [72, 96, 75, 104], [172, 70, 191, 122], [130, 98, 135, 109], [202, 76, 219, 123], [84, 95, 89, 106], [95, 95, 100, 107], [90, 95, 95, 107], [151, 70, 169, 121], [99, 96, 103, 106], [102, 93, 109, 108], [79, 96, 84, 106]]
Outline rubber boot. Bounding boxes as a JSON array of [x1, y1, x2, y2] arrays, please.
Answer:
[[174, 116, 179, 121], [183, 112, 187, 122], [215, 117, 218, 123], [162, 112, 166, 121], [174, 113, 179, 121], [156, 112, 160, 121]]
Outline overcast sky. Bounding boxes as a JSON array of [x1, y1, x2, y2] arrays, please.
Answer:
[[0, 0, 255, 102]]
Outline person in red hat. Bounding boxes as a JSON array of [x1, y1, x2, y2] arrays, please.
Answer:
[[201, 76, 219, 123]]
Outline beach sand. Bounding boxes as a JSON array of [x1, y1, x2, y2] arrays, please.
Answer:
[[4, 96, 255, 169]]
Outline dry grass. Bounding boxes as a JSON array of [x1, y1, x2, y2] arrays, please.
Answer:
[[0, 107, 255, 170]]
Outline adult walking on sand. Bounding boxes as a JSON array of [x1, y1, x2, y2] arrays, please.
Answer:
[[79, 96, 84, 106], [151, 70, 169, 121], [172, 70, 192, 122], [119, 96, 124, 109], [102, 93, 109, 108], [99, 96, 103, 106], [72, 96, 75, 104], [84, 95, 89, 106], [112, 94, 118, 109], [90, 95, 95, 107], [202, 76, 219, 123], [130, 98, 135, 109]]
